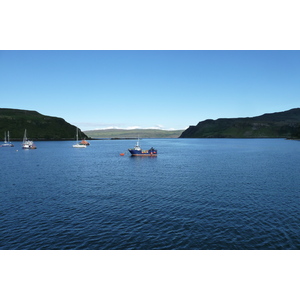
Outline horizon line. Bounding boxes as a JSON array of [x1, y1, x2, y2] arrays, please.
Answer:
[[83, 127, 187, 132]]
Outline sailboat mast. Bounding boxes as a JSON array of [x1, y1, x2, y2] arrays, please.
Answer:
[[23, 129, 27, 143]]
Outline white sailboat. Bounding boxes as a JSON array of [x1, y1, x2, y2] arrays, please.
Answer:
[[73, 127, 86, 148], [22, 129, 37, 149], [1, 131, 14, 147]]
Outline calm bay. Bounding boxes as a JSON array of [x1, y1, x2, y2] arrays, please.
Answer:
[[1, 138, 300, 250]]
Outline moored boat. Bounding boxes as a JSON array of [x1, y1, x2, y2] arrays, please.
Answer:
[[22, 129, 37, 149], [1, 131, 14, 147], [128, 138, 157, 156], [73, 127, 86, 148], [79, 139, 90, 146]]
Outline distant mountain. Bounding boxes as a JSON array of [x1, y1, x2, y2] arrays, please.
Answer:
[[0, 108, 88, 140], [84, 128, 184, 139], [180, 108, 300, 138]]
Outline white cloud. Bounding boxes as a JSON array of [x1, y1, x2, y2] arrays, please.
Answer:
[[146, 124, 164, 130], [94, 126, 142, 130], [124, 126, 142, 130]]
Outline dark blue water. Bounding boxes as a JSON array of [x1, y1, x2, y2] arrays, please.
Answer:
[[1, 138, 300, 249]]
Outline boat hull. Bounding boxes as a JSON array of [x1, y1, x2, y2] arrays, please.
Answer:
[[1, 143, 14, 147], [73, 144, 86, 148], [22, 145, 37, 149]]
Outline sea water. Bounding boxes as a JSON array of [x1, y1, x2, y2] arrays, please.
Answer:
[[1, 138, 300, 249]]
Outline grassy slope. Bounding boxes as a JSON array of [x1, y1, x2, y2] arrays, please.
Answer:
[[180, 108, 300, 138], [84, 129, 184, 138], [0, 108, 88, 140]]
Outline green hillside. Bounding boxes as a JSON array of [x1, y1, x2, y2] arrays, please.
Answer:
[[180, 108, 300, 139], [84, 129, 184, 139], [0, 108, 88, 140]]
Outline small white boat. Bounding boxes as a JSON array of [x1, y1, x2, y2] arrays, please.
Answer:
[[73, 127, 86, 148], [1, 131, 14, 147], [22, 129, 37, 149]]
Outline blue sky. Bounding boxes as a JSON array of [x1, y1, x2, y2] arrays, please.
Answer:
[[1, 50, 299, 131]]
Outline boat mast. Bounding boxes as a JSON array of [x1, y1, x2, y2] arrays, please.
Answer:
[[23, 129, 26, 142]]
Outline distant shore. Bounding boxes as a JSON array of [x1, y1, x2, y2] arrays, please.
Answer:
[[6, 138, 94, 142]]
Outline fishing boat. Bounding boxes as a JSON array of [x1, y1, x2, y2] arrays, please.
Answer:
[[1, 131, 14, 147], [73, 127, 86, 148], [22, 129, 37, 149], [128, 138, 157, 156]]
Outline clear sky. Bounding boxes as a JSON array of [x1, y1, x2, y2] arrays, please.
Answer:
[[1, 50, 299, 131]]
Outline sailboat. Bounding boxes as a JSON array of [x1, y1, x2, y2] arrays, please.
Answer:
[[1, 131, 14, 147], [22, 129, 37, 149], [73, 127, 86, 148]]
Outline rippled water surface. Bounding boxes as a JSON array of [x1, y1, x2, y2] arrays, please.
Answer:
[[1, 138, 300, 249]]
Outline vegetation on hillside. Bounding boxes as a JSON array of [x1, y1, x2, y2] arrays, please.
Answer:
[[180, 108, 300, 139], [0, 108, 88, 140], [84, 129, 184, 139]]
